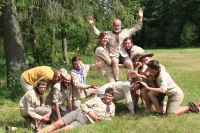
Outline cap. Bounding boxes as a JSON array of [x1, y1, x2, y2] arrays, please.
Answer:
[[60, 68, 67, 78]]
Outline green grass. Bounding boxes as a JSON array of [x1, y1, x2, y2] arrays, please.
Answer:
[[1, 48, 200, 133]]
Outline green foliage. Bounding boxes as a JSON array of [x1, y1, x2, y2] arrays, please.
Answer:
[[7, 71, 24, 102], [180, 21, 199, 47]]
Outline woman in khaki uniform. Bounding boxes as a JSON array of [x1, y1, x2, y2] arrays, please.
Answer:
[[94, 32, 115, 83]]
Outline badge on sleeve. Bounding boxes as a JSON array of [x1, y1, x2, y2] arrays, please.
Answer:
[[160, 79, 163, 83]]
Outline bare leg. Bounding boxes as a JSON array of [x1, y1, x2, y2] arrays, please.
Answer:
[[111, 58, 119, 81], [173, 106, 190, 115], [52, 125, 74, 133], [141, 87, 152, 112], [135, 90, 140, 106], [91, 89, 98, 97], [148, 91, 161, 113], [123, 60, 133, 80], [39, 119, 65, 133]]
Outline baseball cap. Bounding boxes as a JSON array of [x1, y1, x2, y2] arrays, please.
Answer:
[[60, 68, 67, 78]]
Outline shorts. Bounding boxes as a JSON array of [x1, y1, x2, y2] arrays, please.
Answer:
[[61, 109, 87, 128], [166, 88, 184, 113], [110, 55, 131, 64], [50, 107, 69, 120]]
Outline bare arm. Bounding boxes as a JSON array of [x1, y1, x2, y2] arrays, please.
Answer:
[[53, 103, 61, 120], [67, 100, 73, 112], [88, 16, 101, 36]]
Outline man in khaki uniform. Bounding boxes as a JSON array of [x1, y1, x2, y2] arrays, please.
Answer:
[[94, 32, 115, 82], [39, 88, 115, 133], [20, 66, 67, 92], [71, 56, 102, 110], [88, 8, 143, 81], [45, 74, 73, 121], [123, 37, 144, 59], [97, 81, 136, 115], [20, 80, 51, 132]]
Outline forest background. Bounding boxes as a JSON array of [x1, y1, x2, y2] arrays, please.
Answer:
[[0, 0, 200, 132]]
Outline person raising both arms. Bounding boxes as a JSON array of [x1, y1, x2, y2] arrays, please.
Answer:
[[88, 8, 143, 81]]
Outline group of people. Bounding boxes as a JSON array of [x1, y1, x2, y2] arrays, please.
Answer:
[[6, 8, 200, 133]]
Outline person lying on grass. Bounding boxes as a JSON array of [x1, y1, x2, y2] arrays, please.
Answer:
[[39, 88, 115, 133], [139, 60, 199, 116]]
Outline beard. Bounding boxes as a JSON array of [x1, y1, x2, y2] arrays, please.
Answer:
[[114, 29, 121, 33]]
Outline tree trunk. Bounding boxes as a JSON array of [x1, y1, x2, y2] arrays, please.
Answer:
[[2, 0, 27, 88], [51, 29, 55, 57], [84, 31, 91, 55], [61, 27, 69, 65]]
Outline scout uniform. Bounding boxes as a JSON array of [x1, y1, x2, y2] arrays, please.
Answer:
[[128, 45, 144, 59], [19, 89, 51, 131], [155, 70, 184, 113], [95, 45, 115, 82], [90, 20, 143, 58], [97, 81, 135, 115], [45, 82, 73, 120], [61, 97, 115, 128], [20, 66, 54, 92], [71, 64, 95, 110]]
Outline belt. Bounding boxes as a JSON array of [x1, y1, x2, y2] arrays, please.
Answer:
[[82, 111, 90, 124]]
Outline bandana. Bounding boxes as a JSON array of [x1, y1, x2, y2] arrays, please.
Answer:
[[72, 66, 86, 84], [101, 98, 111, 112]]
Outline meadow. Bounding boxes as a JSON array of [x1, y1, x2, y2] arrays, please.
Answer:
[[0, 48, 200, 133]]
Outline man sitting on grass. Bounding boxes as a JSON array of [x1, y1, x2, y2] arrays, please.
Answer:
[[39, 88, 115, 133]]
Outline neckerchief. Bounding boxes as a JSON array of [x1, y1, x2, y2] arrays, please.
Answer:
[[112, 30, 122, 43], [101, 98, 111, 112], [33, 87, 43, 106], [72, 66, 86, 84]]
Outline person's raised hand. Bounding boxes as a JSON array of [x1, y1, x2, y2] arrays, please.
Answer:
[[88, 16, 95, 26], [138, 8, 143, 17]]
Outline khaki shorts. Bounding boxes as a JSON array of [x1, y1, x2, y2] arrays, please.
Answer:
[[166, 88, 184, 113], [61, 109, 86, 128], [23, 106, 51, 131]]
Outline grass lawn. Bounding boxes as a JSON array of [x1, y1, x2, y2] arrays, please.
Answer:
[[0, 48, 200, 133]]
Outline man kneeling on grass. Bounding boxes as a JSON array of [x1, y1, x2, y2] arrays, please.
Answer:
[[39, 88, 115, 133], [20, 79, 51, 132]]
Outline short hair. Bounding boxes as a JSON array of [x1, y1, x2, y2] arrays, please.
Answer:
[[123, 37, 133, 43], [132, 53, 142, 62], [147, 60, 160, 70], [37, 79, 47, 87], [105, 87, 114, 96], [98, 32, 107, 39], [71, 56, 81, 64]]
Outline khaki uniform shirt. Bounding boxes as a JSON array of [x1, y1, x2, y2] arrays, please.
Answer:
[[91, 20, 143, 57], [155, 70, 182, 96], [95, 45, 114, 82], [71, 64, 94, 100], [129, 45, 144, 59], [19, 89, 45, 120], [22, 66, 54, 88], [97, 81, 135, 114], [81, 97, 115, 124], [45, 82, 72, 111]]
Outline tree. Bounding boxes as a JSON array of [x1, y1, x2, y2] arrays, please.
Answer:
[[1, 0, 27, 88]]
